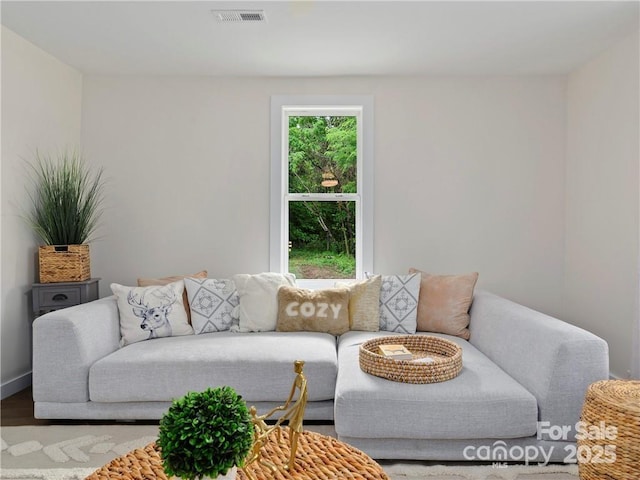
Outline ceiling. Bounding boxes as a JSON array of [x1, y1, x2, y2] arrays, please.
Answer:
[[1, 1, 638, 77]]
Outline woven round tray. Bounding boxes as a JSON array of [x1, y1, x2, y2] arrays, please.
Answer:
[[578, 380, 640, 480], [359, 335, 462, 384]]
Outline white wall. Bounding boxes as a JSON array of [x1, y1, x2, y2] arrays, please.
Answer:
[[565, 30, 640, 379], [81, 75, 567, 316], [1, 26, 83, 396], [5, 27, 636, 391]]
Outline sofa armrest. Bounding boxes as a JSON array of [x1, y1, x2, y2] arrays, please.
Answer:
[[469, 290, 609, 440], [33, 296, 121, 403]]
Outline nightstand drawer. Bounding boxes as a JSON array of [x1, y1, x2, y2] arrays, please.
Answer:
[[38, 286, 82, 308], [32, 278, 100, 316]]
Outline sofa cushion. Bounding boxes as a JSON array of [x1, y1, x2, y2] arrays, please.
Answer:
[[336, 276, 381, 332], [184, 277, 239, 334], [137, 270, 207, 324], [334, 331, 538, 440], [276, 286, 350, 335], [409, 269, 478, 339], [89, 331, 337, 403], [111, 281, 194, 346], [232, 273, 296, 332], [367, 272, 420, 333]]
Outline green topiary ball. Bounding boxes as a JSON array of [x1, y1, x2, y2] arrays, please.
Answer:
[[157, 386, 254, 480]]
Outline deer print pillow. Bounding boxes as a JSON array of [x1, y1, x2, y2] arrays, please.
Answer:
[[111, 280, 194, 346]]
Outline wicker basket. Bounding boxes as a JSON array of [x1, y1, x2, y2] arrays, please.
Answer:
[[86, 429, 390, 480], [578, 380, 640, 480], [359, 335, 462, 384], [38, 244, 91, 283]]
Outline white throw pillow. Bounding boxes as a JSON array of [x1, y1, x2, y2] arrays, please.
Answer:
[[232, 273, 296, 332], [111, 280, 194, 346], [184, 277, 239, 334], [366, 272, 420, 333]]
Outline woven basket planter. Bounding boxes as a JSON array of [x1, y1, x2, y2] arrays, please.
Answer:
[[578, 380, 640, 480], [38, 244, 91, 283], [359, 335, 462, 384]]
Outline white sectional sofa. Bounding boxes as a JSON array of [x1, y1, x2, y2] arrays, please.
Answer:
[[32, 289, 608, 462]]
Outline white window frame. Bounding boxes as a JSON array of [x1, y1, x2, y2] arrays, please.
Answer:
[[270, 95, 374, 288]]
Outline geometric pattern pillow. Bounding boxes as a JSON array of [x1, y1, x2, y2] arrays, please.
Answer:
[[110, 280, 194, 346], [184, 277, 239, 334], [367, 272, 420, 333]]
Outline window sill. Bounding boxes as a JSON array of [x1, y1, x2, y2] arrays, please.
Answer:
[[295, 278, 356, 290]]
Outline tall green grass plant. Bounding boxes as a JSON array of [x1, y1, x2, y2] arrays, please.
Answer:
[[25, 150, 105, 245]]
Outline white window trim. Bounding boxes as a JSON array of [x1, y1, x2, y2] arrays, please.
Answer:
[[270, 95, 374, 288]]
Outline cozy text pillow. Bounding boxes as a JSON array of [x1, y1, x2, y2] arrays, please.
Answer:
[[184, 277, 239, 334], [137, 270, 207, 324], [232, 273, 296, 332], [409, 269, 479, 340], [366, 272, 420, 333], [336, 275, 381, 331], [276, 286, 350, 335], [111, 280, 194, 346]]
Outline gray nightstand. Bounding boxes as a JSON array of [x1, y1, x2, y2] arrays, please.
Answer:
[[32, 278, 101, 317]]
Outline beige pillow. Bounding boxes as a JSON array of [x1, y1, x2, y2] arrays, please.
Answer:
[[409, 269, 479, 340], [137, 270, 207, 324], [276, 286, 350, 335], [336, 275, 381, 331]]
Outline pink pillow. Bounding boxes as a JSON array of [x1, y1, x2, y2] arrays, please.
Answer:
[[409, 269, 478, 340]]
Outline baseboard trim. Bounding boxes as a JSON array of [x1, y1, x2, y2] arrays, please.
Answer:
[[1, 371, 32, 400]]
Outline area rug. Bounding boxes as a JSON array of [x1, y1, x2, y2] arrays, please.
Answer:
[[1, 425, 161, 469], [381, 463, 578, 479], [0, 425, 578, 479], [0, 465, 580, 480]]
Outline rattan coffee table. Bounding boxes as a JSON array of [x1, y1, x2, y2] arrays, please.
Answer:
[[85, 427, 389, 480]]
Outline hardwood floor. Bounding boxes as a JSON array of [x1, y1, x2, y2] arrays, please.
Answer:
[[0, 387, 50, 426], [0, 387, 159, 426]]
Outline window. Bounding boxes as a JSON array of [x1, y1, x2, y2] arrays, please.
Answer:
[[270, 95, 373, 287]]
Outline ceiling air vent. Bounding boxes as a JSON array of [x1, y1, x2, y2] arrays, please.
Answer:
[[212, 10, 267, 23]]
